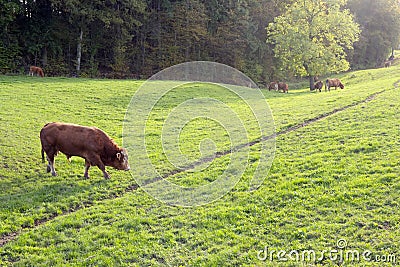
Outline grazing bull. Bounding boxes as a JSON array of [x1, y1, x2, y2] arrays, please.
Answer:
[[277, 82, 288, 93], [40, 122, 130, 179], [325, 78, 344, 91], [29, 66, 44, 77], [268, 82, 278, 91], [314, 81, 323, 92]]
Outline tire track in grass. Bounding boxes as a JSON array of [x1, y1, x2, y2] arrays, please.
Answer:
[[157, 88, 386, 181], [0, 86, 393, 248]]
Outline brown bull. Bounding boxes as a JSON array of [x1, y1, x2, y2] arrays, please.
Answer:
[[40, 122, 130, 179], [29, 66, 44, 77], [268, 82, 278, 91], [277, 82, 288, 93], [314, 81, 323, 92], [325, 78, 344, 91]]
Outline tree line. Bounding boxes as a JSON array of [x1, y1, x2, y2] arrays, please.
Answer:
[[1, 0, 399, 85]]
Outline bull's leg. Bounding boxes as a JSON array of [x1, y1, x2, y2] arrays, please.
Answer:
[[46, 154, 57, 176], [98, 161, 110, 179], [87, 155, 110, 179], [84, 159, 91, 179], [43, 146, 58, 176]]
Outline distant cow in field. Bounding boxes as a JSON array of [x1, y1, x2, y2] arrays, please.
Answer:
[[314, 81, 323, 92], [384, 61, 391, 68], [40, 122, 130, 179], [29, 66, 44, 77], [268, 82, 278, 91], [325, 78, 344, 91], [277, 82, 288, 93]]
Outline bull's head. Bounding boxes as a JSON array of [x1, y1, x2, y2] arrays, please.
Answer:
[[114, 148, 130, 171], [339, 83, 344, 89]]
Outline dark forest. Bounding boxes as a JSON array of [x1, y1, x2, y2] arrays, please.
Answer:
[[1, 0, 399, 84]]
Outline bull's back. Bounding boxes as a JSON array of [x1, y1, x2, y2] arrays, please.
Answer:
[[327, 78, 341, 85], [40, 122, 104, 155]]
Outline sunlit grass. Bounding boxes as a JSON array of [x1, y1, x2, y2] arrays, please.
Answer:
[[0, 63, 399, 265]]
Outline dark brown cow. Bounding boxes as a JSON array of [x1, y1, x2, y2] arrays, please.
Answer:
[[277, 82, 288, 93], [314, 81, 323, 92], [325, 78, 344, 91], [40, 122, 130, 179], [268, 82, 278, 91]]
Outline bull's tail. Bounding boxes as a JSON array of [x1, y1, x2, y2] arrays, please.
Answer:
[[40, 123, 52, 163]]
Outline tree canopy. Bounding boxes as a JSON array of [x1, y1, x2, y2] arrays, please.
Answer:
[[348, 0, 400, 68], [266, 0, 360, 88], [0, 0, 399, 84]]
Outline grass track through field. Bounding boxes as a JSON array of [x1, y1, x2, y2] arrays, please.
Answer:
[[0, 81, 395, 248]]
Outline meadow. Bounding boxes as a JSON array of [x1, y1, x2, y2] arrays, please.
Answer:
[[0, 63, 399, 266]]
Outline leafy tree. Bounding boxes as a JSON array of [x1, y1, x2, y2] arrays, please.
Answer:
[[206, 0, 252, 68], [3, 0, 395, 82], [243, 0, 294, 84], [0, 0, 21, 73], [52, 0, 145, 75], [267, 0, 360, 89], [347, 0, 400, 68], [17, 0, 55, 67], [203, 0, 277, 81]]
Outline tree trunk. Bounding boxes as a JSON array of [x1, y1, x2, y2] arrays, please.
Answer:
[[42, 46, 47, 67], [141, 32, 145, 71], [76, 28, 83, 75], [309, 76, 315, 91]]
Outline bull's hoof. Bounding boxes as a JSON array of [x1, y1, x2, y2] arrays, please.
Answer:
[[104, 173, 110, 179], [51, 172, 57, 176]]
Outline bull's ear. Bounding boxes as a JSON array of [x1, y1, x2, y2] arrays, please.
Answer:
[[116, 153, 121, 160]]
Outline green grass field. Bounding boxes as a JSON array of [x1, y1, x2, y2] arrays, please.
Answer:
[[0, 63, 399, 266]]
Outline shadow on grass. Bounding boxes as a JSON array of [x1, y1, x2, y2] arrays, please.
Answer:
[[0, 160, 134, 237]]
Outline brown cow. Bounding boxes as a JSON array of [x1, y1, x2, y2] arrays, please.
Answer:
[[29, 66, 44, 77], [325, 78, 344, 91], [277, 82, 288, 93], [40, 122, 130, 179], [268, 82, 278, 91], [314, 81, 323, 92]]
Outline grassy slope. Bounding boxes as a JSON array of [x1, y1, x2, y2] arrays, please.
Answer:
[[0, 64, 399, 266]]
